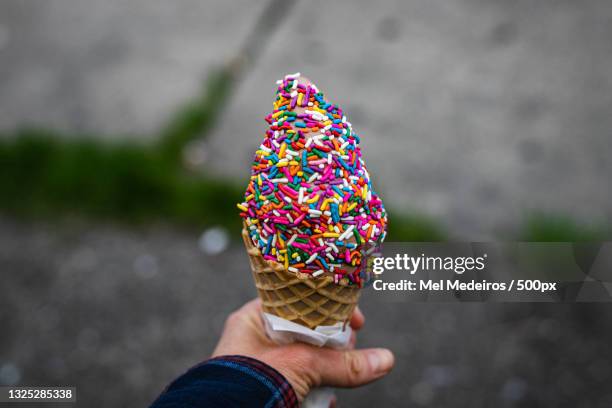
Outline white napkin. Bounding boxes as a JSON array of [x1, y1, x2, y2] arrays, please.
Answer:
[[261, 312, 352, 408]]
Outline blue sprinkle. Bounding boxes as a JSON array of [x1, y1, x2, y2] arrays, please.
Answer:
[[317, 256, 329, 269]]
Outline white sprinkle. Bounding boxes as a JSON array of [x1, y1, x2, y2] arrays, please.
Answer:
[[323, 210, 331, 216], [288, 267, 299, 273], [327, 154, 332, 165], [326, 253, 334, 261], [305, 138, 313, 148], [312, 270, 324, 277], [284, 196, 292, 203], [298, 187, 305, 204], [271, 178, 288, 183], [287, 234, 297, 246], [306, 253, 318, 264], [339, 225, 354, 241], [308, 209, 322, 216]]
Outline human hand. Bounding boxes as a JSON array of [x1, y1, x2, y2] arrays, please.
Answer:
[[212, 298, 394, 402]]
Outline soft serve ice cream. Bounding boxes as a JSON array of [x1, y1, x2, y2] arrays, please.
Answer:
[[238, 73, 386, 287]]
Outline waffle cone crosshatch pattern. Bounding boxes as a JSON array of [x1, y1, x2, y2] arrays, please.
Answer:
[[242, 227, 360, 330]]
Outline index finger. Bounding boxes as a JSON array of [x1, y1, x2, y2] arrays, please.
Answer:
[[349, 306, 365, 330]]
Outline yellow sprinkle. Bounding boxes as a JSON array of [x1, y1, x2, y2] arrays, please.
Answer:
[[320, 199, 329, 211], [246, 194, 254, 201], [322, 232, 340, 238], [306, 195, 319, 204], [278, 235, 285, 249], [279, 143, 287, 158], [291, 253, 298, 259], [297, 171, 303, 177], [297, 93, 304, 106], [289, 160, 299, 166], [258, 174, 263, 187], [237, 203, 248, 212], [271, 248, 276, 255], [284, 254, 289, 270], [347, 202, 357, 212], [279, 249, 287, 254], [276, 161, 288, 168], [362, 185, 367, 200], [272, 111, 283, 119]]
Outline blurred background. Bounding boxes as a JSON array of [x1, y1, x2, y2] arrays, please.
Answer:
[[1, 0, 612, 406]]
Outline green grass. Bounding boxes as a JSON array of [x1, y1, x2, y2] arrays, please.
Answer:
[[157, 68, 234, 164], [0, 130, 244, 232], [519, 214, 610, 242], [386, 211, 446, 241]]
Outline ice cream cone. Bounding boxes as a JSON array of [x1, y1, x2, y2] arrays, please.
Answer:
[[242, 225, 360, 330]]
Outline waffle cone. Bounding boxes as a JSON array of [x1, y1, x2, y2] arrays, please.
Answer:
[[242, 226, 360, 329]]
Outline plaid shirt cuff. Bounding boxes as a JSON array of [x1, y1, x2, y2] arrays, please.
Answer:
[[206, 355, 299, 408]]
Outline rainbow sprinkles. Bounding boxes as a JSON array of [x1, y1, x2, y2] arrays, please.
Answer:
[[238, 73, 387, 287]]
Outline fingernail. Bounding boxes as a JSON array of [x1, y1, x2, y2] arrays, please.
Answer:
[[368, 349, 394, 374]]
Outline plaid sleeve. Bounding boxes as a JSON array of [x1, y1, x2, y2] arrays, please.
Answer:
[[149, 355, 298, 408]]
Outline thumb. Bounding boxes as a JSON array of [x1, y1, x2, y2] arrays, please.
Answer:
[[316, 348, 394, 388]]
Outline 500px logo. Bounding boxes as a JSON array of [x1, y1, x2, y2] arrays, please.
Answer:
[[369, 253, 488, 275]]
